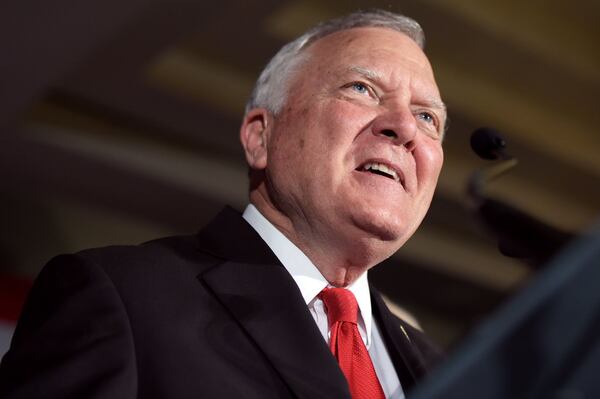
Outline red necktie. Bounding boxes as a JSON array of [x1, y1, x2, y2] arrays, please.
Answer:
[[320, 288, 386, 399]]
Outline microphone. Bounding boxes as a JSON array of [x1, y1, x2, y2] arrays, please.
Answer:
[[468, 128, 518, 202], [470, 127, 510, 160], [467, 127, 573, 266]]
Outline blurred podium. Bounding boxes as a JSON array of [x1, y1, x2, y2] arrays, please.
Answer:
[[410, 223, 600, 399]]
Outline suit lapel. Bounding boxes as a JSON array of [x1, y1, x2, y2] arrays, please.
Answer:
[[195, 207, 350, 399], [371, 288, 429, 392]]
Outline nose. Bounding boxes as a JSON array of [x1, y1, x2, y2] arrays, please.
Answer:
[[371, 107, 417, 151]]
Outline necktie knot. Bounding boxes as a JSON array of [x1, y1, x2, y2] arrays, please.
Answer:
[[320, 287, 358, 324]]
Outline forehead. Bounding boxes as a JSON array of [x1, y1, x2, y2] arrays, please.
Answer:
[[298, 27, 437, 89]]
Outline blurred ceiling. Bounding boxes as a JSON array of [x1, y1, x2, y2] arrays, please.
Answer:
[[1, 0, 598, 347]]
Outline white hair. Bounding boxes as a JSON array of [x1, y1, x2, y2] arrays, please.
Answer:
[[245, 9, 425, 115]]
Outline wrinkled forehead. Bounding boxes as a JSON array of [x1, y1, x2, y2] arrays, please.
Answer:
[[296, 28, 438, 92], [302, 27, 435, 79]]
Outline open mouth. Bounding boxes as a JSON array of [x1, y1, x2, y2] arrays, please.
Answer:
[[356, 162, 402, 184]]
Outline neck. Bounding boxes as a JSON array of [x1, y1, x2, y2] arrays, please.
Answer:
[[249, 189, 377, 287]]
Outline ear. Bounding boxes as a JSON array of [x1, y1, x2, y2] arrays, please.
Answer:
[[240, 108, 271, 170]]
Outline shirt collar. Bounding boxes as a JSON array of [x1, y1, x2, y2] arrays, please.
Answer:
[[242, 204, 373, 344]]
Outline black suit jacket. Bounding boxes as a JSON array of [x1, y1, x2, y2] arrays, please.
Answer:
[[0, 207, 443, 398]]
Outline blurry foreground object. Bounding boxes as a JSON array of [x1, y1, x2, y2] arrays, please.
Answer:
[[409, 221, 600, 398]]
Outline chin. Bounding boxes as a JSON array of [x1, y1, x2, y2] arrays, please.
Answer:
[[335, 209, 416, 268], [350, 209, 413, 245]]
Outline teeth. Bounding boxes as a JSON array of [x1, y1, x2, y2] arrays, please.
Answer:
[[363, 162, 399, 182]]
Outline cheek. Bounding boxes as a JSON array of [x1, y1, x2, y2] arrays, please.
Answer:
[[416, 143, 444, 186], [327, 100, 374, 130], [289, 108, 346, 160], [274, 99, 373, 174], [303, 103, 374, 166]]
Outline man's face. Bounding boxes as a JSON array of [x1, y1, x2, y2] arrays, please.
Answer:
[[260, 27, 445, 261]]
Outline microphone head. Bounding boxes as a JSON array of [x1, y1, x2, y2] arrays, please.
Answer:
[[470, 127, 507, 160]]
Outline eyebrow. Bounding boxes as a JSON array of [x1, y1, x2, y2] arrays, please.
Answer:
[[423, 97, 447, 112], [348, 66, 447, 112], [348, 66, 383, 83]]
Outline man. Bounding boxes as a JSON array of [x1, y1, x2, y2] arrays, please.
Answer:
[[0, 9, 446, 399]]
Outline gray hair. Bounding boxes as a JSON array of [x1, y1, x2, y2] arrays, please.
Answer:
[[245, 9, 425, 115]]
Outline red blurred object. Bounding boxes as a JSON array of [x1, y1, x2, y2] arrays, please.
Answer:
[[0, 275, 32, 322]]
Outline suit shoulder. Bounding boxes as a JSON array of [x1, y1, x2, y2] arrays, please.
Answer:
[[75, 233, 195, 260], [43, 233, 219, 289], [79, 233, 210, 267]]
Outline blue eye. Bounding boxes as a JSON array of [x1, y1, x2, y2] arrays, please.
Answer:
[[351, 82, 368, 94], [417, 112, 434, 124]]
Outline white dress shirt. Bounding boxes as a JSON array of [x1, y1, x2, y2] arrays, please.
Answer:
[[243, 204, 405, 399]]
